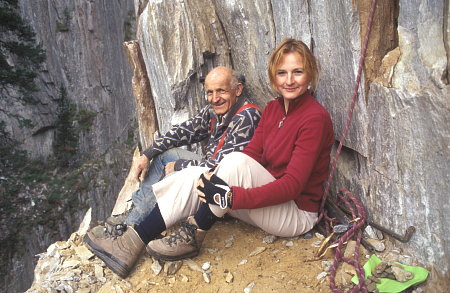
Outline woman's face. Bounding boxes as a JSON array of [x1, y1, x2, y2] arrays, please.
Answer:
[[274, 52, 311, 101]]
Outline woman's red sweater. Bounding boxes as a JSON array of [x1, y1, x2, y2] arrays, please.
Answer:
[[231, 92, 334, 212]]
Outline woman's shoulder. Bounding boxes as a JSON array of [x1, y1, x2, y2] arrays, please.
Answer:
[[263, 97, 282, 110]]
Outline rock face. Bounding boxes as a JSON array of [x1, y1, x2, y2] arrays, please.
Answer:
[[134, 0, 449, 287], [3, 0, 137, 159], [9, 0, 450, 292], [1, 1, 137, 292]]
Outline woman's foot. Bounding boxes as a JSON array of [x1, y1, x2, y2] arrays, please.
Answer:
[[146, 217, 206, 261]]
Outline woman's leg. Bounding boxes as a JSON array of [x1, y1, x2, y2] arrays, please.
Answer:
[[209, 152, 317, 237]]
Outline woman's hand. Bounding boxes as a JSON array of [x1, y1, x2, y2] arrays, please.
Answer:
[[196, 172, 232, 209]]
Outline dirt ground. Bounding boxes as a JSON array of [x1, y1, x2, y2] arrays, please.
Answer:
[[98, 218, 334, 293]]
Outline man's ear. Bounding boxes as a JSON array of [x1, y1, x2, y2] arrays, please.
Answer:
[[235, 83, 244, 97]]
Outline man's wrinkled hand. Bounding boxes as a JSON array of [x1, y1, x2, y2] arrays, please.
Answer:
[[134, 155, 150, 182], [165, 161, 176, 175]]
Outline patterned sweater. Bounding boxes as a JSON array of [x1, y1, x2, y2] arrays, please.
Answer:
[[143, 98, 261, 171]]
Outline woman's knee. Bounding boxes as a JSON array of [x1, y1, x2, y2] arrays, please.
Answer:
[[218, 152, 252, 170]]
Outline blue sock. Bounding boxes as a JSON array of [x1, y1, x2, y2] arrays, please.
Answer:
[[135, 204, 166, 244], [194, 203, 219, 231]]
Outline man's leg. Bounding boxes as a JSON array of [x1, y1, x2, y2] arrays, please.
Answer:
[[84, 166, 207, 276], [125, 148, 202, 226]]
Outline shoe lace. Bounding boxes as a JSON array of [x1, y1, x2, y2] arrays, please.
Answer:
[[105, 223, 128, 238], [166, 221, 198, 247]]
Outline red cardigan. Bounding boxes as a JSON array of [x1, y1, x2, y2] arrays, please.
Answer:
[[231, 92, 334, 212]]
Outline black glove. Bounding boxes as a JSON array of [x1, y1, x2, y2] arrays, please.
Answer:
[[197, 174, 232, 209]]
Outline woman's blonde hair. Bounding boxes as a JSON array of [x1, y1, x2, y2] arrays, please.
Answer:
[[268, 38, 319, 93]]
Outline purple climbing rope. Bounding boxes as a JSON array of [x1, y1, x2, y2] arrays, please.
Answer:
[[315, 0, 379, 292]]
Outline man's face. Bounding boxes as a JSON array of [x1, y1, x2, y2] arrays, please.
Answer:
[[205, 70, 243, 115]]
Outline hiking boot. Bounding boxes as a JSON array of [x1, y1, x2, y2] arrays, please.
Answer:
[[84, 227, 144, 278], [105, 212, 129, 236], [146, 217, 206, 261], [88, 212, 129, 239]]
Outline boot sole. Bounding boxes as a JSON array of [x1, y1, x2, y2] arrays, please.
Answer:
[[145, 245, 199, 261], [83, 234, 130, 278]]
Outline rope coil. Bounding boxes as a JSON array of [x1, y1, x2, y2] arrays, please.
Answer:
[[315, 0, 378, 292]]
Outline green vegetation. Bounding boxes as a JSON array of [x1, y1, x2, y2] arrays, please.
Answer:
[[0, 0, 46, 105], [53, 86, 78, 167], [56, 7, 70, 32], [123, 10, 135, 41], [75, 109, 98, 131]]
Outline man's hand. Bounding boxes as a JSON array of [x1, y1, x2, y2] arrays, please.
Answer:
[[165, 161, 176, 175], [134, 155, 150, 182]]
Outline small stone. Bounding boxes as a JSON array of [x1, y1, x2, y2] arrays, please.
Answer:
[[55, 284, 74, 293], [364, 225, 376, 238], [180, 274, 189, 282], [46, 243, 59, 257], [94, 264, 104, 279], [202, 272, 210, 283], [303, 231, 313, 239], [74, 245, 95, 261], [164, 261, 182, 275], [316, 272, 327, 280], [392, 265, 414, 282], [244, 282, 256, 293], [168, 277, 176, 284], [59, 248, 74, 257], [248, 247, 266, 257], [202, 262, 211, 271], [238, 259, 248, 266], [315, 233, 325, 240], [285, 241, 294, 247], [366, 282, 377, 292], [312, 240, 322, 247], [225, 235, 235, 248], [366, 238, 386, 252], [226, 271, 234, 283], [184, 259, 202, 272], [62, 259, 80, 269], [262, 235, 277, 244], [367, 275, 381, 284], [322, 260, 333, 272], [151, 259, 162, 275]]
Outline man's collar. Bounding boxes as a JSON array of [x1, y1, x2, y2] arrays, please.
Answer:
[[212, 96, 246, 127]]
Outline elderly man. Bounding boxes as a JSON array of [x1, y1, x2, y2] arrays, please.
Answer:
[[94, 66, 261, 237]]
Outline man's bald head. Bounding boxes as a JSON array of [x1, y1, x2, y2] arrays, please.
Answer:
[[204, 66, 243, 115]]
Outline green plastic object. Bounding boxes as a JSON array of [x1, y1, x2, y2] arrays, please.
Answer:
[[351, 254, 429, 293]]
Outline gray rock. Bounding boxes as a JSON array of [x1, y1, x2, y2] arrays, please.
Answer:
[[248, 247, 266, 257], [262, 235, 277, 244], [164, 261, 182, 275], [151, 260, 162, 276], [244, 282, 256, 293]]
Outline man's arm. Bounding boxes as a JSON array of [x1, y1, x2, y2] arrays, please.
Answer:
[[134, 105, 211, 181], [174, 107, 261, 170], [142, 105, 211, 160]]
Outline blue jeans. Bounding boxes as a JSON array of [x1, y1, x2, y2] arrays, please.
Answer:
[[124, 148, 202, 226]]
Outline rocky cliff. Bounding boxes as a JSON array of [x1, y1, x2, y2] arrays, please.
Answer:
[[1, 0, 137, 292], [133, 0, 449, 288], [5, 0, 450, 292]]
